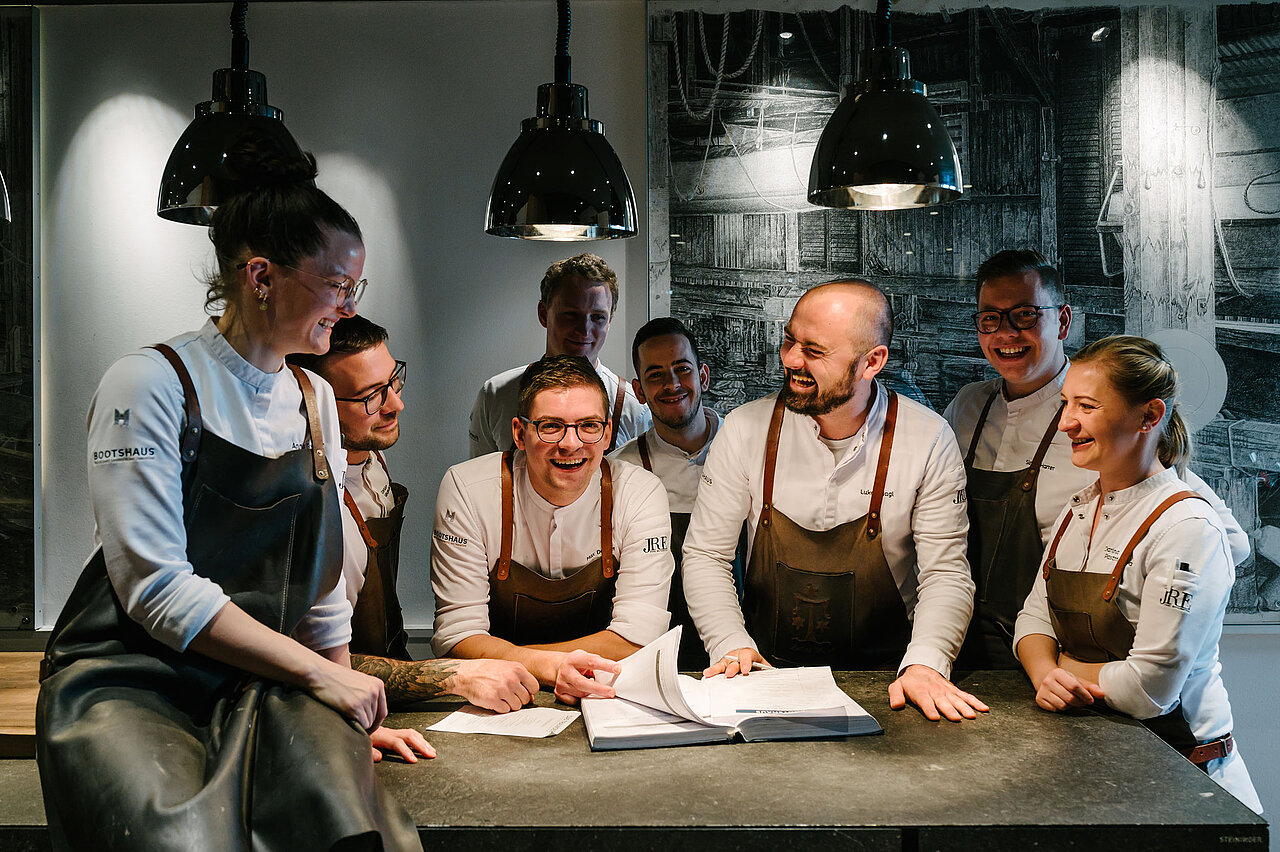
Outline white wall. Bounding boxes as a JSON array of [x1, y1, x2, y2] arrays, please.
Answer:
[[34, 0, 1278, 836], [38, 0, 648, 629]]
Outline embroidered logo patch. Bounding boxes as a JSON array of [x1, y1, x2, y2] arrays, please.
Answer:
[[113, 409, 130, 427], [643, 536, 668, 553], [92, 446, 156, 464], [432, 530, 468, 547], [1159, 587, 1193, 612]]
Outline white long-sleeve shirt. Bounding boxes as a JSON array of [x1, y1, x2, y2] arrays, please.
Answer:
[[1011, 467, 1265, 813], [609, 409, 722, 513], [430, 452, 674, 655], [944, 364, 1250, 564], [682, 386, 976, 676], [85, 319, 352, 652], [339, 453, 395, 609], [467, 361, 651, 458]]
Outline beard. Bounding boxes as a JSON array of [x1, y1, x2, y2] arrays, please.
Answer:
[[781, 367, 858, 416], [652, 389, 703, 430], [343, 421, 400, 452]]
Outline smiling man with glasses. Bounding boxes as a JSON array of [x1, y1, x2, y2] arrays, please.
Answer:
[[943, 249, 1247, 670], [290, 317, 540, 714], [432, 355, 674, 705]]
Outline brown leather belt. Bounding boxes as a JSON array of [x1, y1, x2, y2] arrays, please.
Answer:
[[1184, 733, 1233, 766]]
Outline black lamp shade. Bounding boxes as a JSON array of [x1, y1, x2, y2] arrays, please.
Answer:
[[486, 83, 636, 240], [808, 47, 962, 210], [157, 68, 301, 225]]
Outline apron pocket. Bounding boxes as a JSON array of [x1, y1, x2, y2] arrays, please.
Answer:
[[773, 563, 854, 663], [511, 590, 597, 645], [1049, 609, 1112, 664]]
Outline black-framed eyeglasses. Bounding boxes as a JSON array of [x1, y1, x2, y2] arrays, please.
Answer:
[[335, 361, 406, 415], [519, 417, 607, 444], [237, 259, 368, 307], [972, 305, 1059, 334]]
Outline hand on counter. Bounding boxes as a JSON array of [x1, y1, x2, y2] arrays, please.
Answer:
[[704, 647, 771, 678], [449, 659, 540, 713], [370, 725, 436, 763], [889, 664, 990, 722], [1034, 667, 1105, 712], [549, 649, 620, 706]]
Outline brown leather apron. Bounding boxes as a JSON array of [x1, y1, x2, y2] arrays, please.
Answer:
[[1042, 489, 1217, 760], [745, 389, 910, 669], [606, 380, 626, 453], [487, 451, 618, 645], [37, 344, 420, 852], [345, 451, 411, 660], [958, 391, 1064, 670]]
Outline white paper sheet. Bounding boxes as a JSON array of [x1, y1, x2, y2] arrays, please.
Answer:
[[426, 704, 580, 738]]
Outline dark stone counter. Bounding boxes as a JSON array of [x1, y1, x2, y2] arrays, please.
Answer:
[[0, 671, 1266, 851]]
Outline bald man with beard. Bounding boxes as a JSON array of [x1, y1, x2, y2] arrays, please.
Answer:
[[682, 281, 987, 721]]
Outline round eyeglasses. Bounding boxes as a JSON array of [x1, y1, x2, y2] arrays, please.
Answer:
[[972, 305, 1058, 335], [519, 417, 607, 444], [335, 361, 406, 415]]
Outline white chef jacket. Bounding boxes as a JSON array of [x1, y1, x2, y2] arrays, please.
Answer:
[[430, 452, 674, 655], [468, 361, 651, 458], [944, 363, 1250, 564], [339, 452, 395, 609], [682, 385, 975, 676], [85, 319, 352, 653], [609, 409, 722, 514], [1013, 467, 1262, 813]]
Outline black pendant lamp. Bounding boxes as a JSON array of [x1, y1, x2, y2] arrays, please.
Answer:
[[157, 1, 301, 224], [808, 0, 962, 210], [485, 0, 637, 240]]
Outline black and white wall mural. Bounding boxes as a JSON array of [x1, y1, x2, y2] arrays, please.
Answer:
[[647, 3, 1280, 622]]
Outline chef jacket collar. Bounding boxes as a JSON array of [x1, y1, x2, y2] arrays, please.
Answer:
[[645, 408, 720, 464], [1004, 358, 1070, 411], [789, 379, 888, 472], [512, 449, 604, 516], [200, 318, 289, 394], [1068, 465, 1181, 509]]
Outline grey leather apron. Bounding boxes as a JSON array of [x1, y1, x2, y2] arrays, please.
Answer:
[[958, 390, 1063, 669], [346, 451, 411, 660], [487, 451, 618, 645], [1042, 489, 1231, 765], [36, 344, 421, 852], [744, 389, 910, 669]]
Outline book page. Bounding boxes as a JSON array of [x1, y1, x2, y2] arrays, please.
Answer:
[[599, 626, 705, 723], [703, 666, 852, 725]]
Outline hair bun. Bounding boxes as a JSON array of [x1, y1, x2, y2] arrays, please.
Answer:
[[221, 132, 318, 191]]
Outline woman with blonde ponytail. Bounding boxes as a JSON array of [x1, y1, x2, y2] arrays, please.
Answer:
[[1013, 335, 1261, 814]]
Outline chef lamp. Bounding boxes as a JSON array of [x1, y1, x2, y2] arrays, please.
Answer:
[[157, 0, 301, 224], [485, 0, 636, 240], [807, 0, 962, 210]]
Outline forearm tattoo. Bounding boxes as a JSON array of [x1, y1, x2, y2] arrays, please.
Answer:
[[351, 654, 461, 706]]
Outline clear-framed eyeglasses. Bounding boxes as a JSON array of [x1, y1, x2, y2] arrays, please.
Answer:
[[519, 417, 607, 444], [971, 305, 1059, 335], [335, 361, 406, 415], [236, 258, 369, 307]]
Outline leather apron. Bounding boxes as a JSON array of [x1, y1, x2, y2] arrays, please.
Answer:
[[958, 390, 1064, 669], [1042, 490, 1212, 758], [36, 345, 421, 852], [637, 431, 701, 669], [487, 451, 618, 645], [744, 389, 910, 669], [606, 381, 626, 453], [346, 451, 411, 660]]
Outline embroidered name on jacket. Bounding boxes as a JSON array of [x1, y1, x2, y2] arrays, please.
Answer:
[[93, 446, 157, 463], [432, 530, 468, 547]]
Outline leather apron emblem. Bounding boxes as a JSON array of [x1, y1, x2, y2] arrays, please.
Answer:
[[487, 451, 618, 646], [745, 387, 910, 670]]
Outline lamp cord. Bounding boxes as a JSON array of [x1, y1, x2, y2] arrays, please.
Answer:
[[875, 0, 891, 48], [555, 0, 571, 83], [230, 0, 249, 70]]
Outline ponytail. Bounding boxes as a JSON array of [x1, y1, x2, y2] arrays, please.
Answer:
[[1158, 405, 1191, 476]]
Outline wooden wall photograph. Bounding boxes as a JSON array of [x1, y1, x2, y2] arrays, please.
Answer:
[[646, 3, 1280, 622]]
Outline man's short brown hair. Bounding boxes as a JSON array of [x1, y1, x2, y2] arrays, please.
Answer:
[[517, 355, 609, 420], [539, 253, 619, 312], [975, 249, 1064, 304]]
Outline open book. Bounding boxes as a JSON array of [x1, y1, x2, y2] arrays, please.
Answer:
[[580, 626, 882, 751]]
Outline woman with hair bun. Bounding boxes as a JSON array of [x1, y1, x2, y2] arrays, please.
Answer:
[[36, 136, 426, 851], [1013, 335, 1261, 813]]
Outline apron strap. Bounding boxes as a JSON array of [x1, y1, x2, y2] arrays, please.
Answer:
[[761, 395, 787, 528], [1103, 490, 1209, 602], [601, 458, 615, 579], [637, 433, 653, 472], [149, 344, 202, 463], [1043, 511, 1075, 579], [606, 380, 627, 453], [343, 487, 379, 550], [498, 451, 515, 580], [373, 449, 391, 479], [286, 364, 332, 483], [866, 389, 899, 540], [965, 390, 1000, 468], [1022, 402, 1066, 492]]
